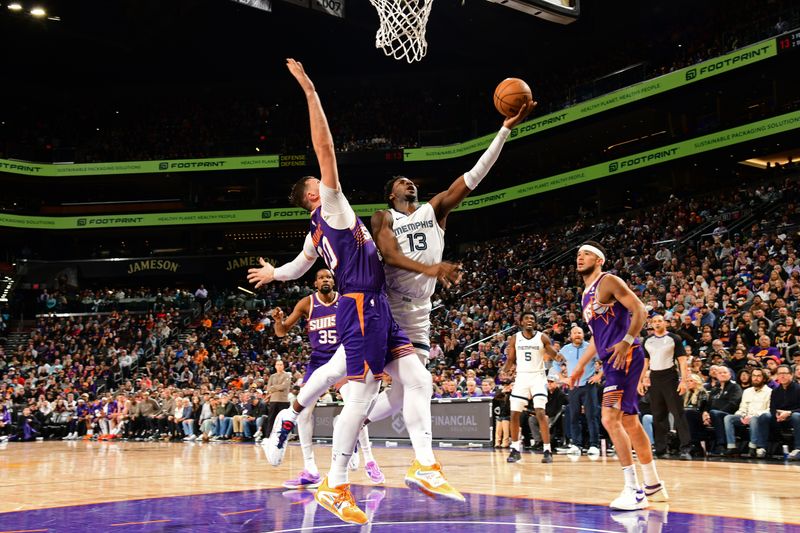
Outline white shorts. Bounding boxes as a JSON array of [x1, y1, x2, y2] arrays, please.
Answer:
[[510, 372, 548, 411], [387, 291, 432, 362]]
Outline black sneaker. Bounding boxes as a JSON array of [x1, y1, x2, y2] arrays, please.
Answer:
[[541, 450, 553, 463], [723, 448, 738, 457], [507, 449, 522, 463], [679, 450, 693, 461]]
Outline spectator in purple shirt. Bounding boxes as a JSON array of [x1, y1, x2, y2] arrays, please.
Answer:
[[748, 335, 782, 363]]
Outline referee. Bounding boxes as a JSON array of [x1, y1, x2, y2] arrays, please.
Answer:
[[641, 314, 693, 460]]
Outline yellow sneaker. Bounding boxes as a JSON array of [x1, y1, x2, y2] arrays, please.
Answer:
[[404, 460, 465, 502], [314, 477, 368, 525]]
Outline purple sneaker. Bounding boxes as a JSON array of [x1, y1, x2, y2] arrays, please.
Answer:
[[365, 461, 385, 484], [283, 470, 322, 489]]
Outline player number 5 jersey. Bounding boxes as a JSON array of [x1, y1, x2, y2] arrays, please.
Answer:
[[514, 331, 546, 373], [384, 203, 445, 300]]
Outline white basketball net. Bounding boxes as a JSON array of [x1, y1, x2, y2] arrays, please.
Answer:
[[369, 0, 433, 63]]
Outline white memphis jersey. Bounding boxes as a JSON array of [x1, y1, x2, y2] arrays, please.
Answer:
[[514, 331, 546, 373], [384, 203, 445, 300]]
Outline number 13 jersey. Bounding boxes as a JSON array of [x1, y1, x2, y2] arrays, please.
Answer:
[[385, 203, 445, 300]]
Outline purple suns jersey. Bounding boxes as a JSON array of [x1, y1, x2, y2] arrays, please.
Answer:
[[306, 292, 340, 358], [582, 273, 633, 361], [309, 207, 385, 294]]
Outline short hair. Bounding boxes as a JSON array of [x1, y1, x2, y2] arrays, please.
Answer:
[[384, 176, 405, 207], [316, 268, 333, 279], [777, 364, 792, 373], [521, 311, 536, 321], [582, 240, 608, 260], [289, 176, 316, 210]]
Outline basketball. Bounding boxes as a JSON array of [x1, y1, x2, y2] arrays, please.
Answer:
[[494, 78, 533, 117]]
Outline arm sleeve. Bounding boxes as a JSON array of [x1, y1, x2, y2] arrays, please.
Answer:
[[671, 334, 686, 357], [642, 338, 651, 359], [274, 234, 318, 281], [320, 182, 356, 230], [463, 127, 511, 190]]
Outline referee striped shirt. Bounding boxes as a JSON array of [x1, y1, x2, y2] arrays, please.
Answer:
[[642, 333, 686, 371]]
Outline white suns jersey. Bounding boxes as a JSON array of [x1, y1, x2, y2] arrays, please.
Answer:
[[384, 203, 445, 300], [514, 331, 546, 373]]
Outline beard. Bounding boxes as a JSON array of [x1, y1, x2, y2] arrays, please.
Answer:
[[577, 264, 596, 276], [319, 285, 332, 295]]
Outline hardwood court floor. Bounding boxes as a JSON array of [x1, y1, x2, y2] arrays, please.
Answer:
[[1, 440, 798, 532]]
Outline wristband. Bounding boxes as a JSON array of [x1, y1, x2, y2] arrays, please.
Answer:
[[622, 334, 635, 345]]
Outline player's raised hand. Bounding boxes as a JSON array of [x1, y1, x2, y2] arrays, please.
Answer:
[[503, 100, 537, 129], [286, 58, 315, 94], [247, 257, 275, 289]]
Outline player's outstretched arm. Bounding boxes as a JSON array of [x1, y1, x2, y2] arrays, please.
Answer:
[[286, 58, 339, 191], [371, 210, 462, 287], [428, 101, 536, 227], [247, 234, 317, 288], [273, 297, 311, 338]]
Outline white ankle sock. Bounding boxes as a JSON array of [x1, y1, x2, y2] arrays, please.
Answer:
[[622, 465, 639, 490], [640, 460, 659, 487]]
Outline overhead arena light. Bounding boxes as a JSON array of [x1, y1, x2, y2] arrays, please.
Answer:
[[7, 2, 23, 10], [30, 6, 46, 16]]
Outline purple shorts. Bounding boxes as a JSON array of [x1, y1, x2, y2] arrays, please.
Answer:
[[338, 290, 414, 381], [304, 351, 335, 382], [601, 344, 645, 415]]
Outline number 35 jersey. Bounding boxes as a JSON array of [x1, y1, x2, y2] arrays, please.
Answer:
[[306, 292, 340, 360], [385, 203, 445, 300]]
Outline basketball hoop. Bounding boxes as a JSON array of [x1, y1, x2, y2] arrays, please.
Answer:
[[369, 0, 433, 63]]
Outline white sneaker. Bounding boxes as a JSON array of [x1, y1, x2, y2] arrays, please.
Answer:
[[587, 446, 600, 456], [263, 408, 296, 466], [644, 481, 669, 502], [0, 435, 9, 442], [788, 449, 800, 460], [567, 445, 582, 456], [756, 448, 767, 458], [609, 486, 648, 511], [253, 430, 263, 441], [62, 433, 72, 440], [183, 435, 193, 441]]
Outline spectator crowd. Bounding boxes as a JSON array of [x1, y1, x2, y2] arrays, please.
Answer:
[[2, 171, 800, 461]]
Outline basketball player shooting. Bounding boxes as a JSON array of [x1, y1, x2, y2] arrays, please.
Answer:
[[363, 98, 534, 491], [569, 241, 668, 511], [500, 311, 563, 464]]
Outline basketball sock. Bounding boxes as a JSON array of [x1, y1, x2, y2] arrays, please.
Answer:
[[543, 443, 551, 452], [297, 408, 317, 475], [511, 440, 521, 452], [365, 383, 405, 423], [390, 355, 436, 465], [327, 377, 380, 487], [358, 426, 375, 464], [640, 461, 659, 487], [622, 465, 639, 490]]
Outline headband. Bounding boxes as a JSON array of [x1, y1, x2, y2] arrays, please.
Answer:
[[579, 244, 606, 263]]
